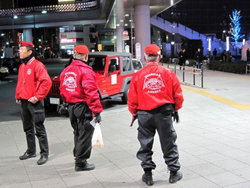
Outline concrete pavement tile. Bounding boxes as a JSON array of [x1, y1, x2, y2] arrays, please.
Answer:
[[190, 138, 220, 147], [1, 182, 32, 188], [179, 155, 207, 167], [213, 159, 248, 171], [177, 140, 200, 149], [27, 168, 61, 181], [217, 149, 250, 159], [181, 146, 214, 156], [224, 182, 250, 188], [231, 167, 250, 181], [187, 162, 226, 176], [68, 183, 104, 188], [111, 157, 139, 168], [61, 171, 101, 187], [205, 143, 237, 153], [236, 155, 250, 166], [114, 141, 140, 151], [197, 152, 229, 163], [24, 160, 56, 172], [31, 177, 67, 188], [91, 168, 138, 187], [177, 177, 221, 188], [101, 150, 134, 161], [205, 171, 247, 187]]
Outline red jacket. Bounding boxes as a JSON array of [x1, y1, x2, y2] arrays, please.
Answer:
[[15, 57, 52, 101], [60, 60, 103, 114], [127, 62, 184, 115]]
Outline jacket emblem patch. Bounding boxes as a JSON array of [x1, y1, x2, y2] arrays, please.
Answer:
[[143, 73, 165, 93], [63, 72, 77, 91], [27, 68, 32, 75]]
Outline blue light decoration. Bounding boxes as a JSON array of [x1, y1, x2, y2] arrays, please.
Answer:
[[229, 10, 245, 46]]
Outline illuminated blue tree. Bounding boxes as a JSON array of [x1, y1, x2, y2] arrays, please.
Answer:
[[229, 10, 245, 46]]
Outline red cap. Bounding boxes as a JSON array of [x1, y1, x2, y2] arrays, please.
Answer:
[[144, 44, 161, 55], [21, 41, 34, 47], [73, 45, 89, 54]]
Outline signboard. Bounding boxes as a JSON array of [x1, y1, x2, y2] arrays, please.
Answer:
[[98, 44, 102, 51], [135, 42, 141, 60], [60, 38, 77, 43], [125, 45, 130, 53], [123, 30, 128, 36], [123, 36, 130, 41]]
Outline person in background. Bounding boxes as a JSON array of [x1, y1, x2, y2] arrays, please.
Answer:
[[194, 48, 202, 69], [16, 41, 52, 165], [128, 44, 184, 186], [247, 48, 250, 64], [213, 48, 217, 62], [60, 45, 102, 171], [178, 48, 187, 70]]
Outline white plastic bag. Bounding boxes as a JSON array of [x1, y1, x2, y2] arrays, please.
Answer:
[[92, 123, 104, 148], [185, 60, 189, 65]]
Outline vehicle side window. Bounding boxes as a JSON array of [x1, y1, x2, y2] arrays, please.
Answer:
[[122, 56, 132, 71], [92, 57, 105, 71], [132, 60, 142, 70], [108, 58, 119, 72]]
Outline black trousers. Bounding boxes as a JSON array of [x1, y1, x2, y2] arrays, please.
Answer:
[[21, 100, 49, 157], [68, 102, 94, 167], [136, 104, 181, 172]]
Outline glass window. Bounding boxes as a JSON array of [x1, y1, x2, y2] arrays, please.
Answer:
[[88, 57, 106, 71], [122, 56, 132, 71]]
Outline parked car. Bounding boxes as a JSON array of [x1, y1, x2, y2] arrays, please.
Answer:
[[0, 65, 9, 80], [44, 51, 143, 112], [0, 57, 22, 74]]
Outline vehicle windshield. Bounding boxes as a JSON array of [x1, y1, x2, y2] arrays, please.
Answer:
[[88, 57, 106, 71]]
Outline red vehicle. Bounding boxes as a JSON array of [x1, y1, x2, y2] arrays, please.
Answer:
[[44, 51, 143, 112]]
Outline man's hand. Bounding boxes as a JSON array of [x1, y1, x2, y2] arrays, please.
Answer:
[[94, 113, 102, 123], [16, 99, 21, 104], [173, 111, 179, 123], [28, 96, 38, 104]]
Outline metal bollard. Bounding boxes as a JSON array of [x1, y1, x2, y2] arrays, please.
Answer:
[[193, 66, 195, 85], [201, 67, 204, 88], [182, 66, 185, 82]]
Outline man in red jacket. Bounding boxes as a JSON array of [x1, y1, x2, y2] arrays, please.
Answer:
[[60, 45, 103, 171], [16, 41, 52, 165], [128, 44, 184, 185]]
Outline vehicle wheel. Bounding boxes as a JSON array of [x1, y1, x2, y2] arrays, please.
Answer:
[[121, 84, 130, 104]]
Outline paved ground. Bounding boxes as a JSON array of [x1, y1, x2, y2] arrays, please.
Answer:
[[1, 67, 250, 188]]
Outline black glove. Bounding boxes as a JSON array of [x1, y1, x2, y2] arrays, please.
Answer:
[[94, 113, 102, 123], [130, 114, 137, 127], [173, 111, 179, 123]]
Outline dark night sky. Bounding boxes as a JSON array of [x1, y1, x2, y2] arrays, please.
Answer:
[[159, 0, 250, 39]]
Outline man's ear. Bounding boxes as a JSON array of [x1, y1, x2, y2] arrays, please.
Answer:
[[84, 54, 88, 61], [28, 50, 33, 56]]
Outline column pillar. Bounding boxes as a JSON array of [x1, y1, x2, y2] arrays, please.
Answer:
[[134, 0, 150, 61], [115, 0, 124, 52], [23, 29, 33, 42], [84, 26, 91, 49], [116, 26, 124, 52]]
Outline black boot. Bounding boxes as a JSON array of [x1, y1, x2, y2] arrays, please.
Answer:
[[19, 152, 36, 160], [142, 171, 153, 186], [169, 171, 183, 183], [75, 162, 95, 171]]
